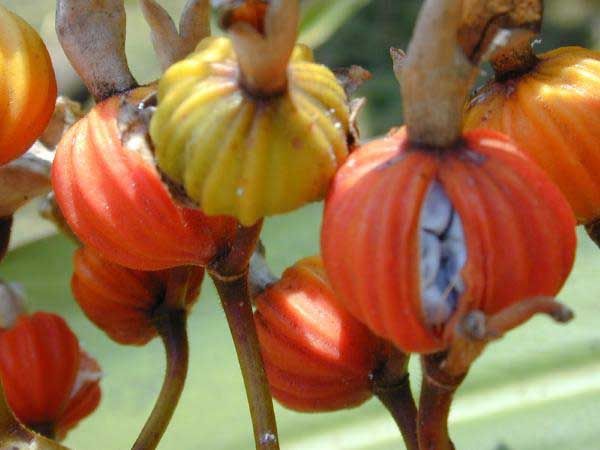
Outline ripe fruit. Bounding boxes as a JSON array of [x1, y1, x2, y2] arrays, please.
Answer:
[[71, 246, 204, 345], [150, 0, 350, 226], [52, 90, 237, 270], [464, 47, 600, 225], [0, 5, 57, 165], [255, 256, 381, 411], [322, 127, 576, 354], [0, 312, 101, 440]]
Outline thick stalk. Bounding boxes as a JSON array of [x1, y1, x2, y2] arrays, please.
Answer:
[[418, 353, 466, 450], [209, 221, 279, 450], [132, 311, 189, 450], [401, 0, 476, 148], [371, 349, 418, 450]]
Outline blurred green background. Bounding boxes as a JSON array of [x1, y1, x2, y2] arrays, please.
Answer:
[[2, 1, 600, 449]]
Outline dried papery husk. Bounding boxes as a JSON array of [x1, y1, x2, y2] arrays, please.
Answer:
[[52, 88, 238, 270], [254, 256, 381, 411], [56, 0, 137, 101], [0, 281, 26, 330], [140, 0, 211, 71], [321, 127, 576, 354], [0, 313, 101, 440], [464, 47, 600, 225], [151, 37, 350, 226], [0, 5, 57, 165], [72, 247, 204, 345]]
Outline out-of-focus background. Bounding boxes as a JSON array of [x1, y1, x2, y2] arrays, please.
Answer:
[[1, 1, 600, 449]]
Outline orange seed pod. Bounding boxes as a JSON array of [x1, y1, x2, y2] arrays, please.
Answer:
[[71, 246, 204, 345], [255, 256, 381, 412], [0, 5, 57, 165], [0, 312, 101, 440], [52, 91, 237, 271]]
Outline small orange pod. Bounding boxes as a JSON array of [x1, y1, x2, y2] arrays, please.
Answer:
[[255, 256, 382, 412], [322, 128, 576, 354], [52, 93, 238, 271], [0, 5, 57, 165], [464, 47, 600, 225], [71, 246, 204, 346], [0, 312, 101, 440]]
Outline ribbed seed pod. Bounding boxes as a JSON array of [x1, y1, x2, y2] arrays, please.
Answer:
[[0, 312, 101, 439], [72, 246, 204, 345], [255, 256, 381, 412], [52, 92, 238, 271], [464, 47, 600, 224], [0, 5, 57, 165], [150, 36, 350, 226], [322, 128, 576, 354]]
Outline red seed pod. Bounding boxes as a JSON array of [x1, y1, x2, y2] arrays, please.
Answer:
[[51, 92, 238, 271], [255, 256, 382, 412], [322, 127, 576, 354], [71, 246, 204, 345], [0, 312, 101, 439]]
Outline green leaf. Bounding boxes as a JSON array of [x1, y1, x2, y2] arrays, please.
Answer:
[[299, 0, 373, 49]]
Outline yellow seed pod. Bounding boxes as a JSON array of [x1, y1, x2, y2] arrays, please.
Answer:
[[150, 1, 350, 226], [0, 5, 57, 165]]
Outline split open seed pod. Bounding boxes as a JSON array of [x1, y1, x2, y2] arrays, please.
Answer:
[[255, 256, 382, 411], [0, 312, 101, 440], [51, 89, 238, 270], [0, 5, 57, 165], [464, 46, 600, 228], [322, 127, 576, 354], [72, 246, 204, 345], [150, 0, 351, 226]]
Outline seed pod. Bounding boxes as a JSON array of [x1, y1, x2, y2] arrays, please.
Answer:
[[0, 5, 57, 165], [321, 128, 576, 354], [52, 90, 238, 270], [0, 312, 101, 440], [150, 0, 350, 226], [71, 246, 204, 345], [464, 47, 600, 225], [255, 256, 381, 411]]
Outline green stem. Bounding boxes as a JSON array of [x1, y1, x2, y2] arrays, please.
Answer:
[[418, 353, 466, 450], [209, 221, 279, 450], [371, 348, 418, 450], [131, 311, 189, 450]]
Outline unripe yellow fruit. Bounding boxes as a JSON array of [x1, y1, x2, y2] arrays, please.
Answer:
[[150, 37, 350, 226], [0, 5, 57, 165]]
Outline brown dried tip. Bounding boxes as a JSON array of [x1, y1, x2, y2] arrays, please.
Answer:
[[218, 0, 300, 97], [460, 0, 542, 77], [56, 0, 137, 101], [140, 0, 211, 71]]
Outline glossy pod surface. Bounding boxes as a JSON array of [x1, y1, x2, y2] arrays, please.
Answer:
[[72, 247, 204, 345], [322, 128, 576, 354], [464, 47, 600, 224], [151, 37, 350, 226], [255, 256, 380, 412], [52, 94, 237, 271], [0, 312, 101, 439], [0, 5, 57, 165]]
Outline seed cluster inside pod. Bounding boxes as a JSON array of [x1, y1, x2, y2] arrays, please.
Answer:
[[419, 181, 466, 327]]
